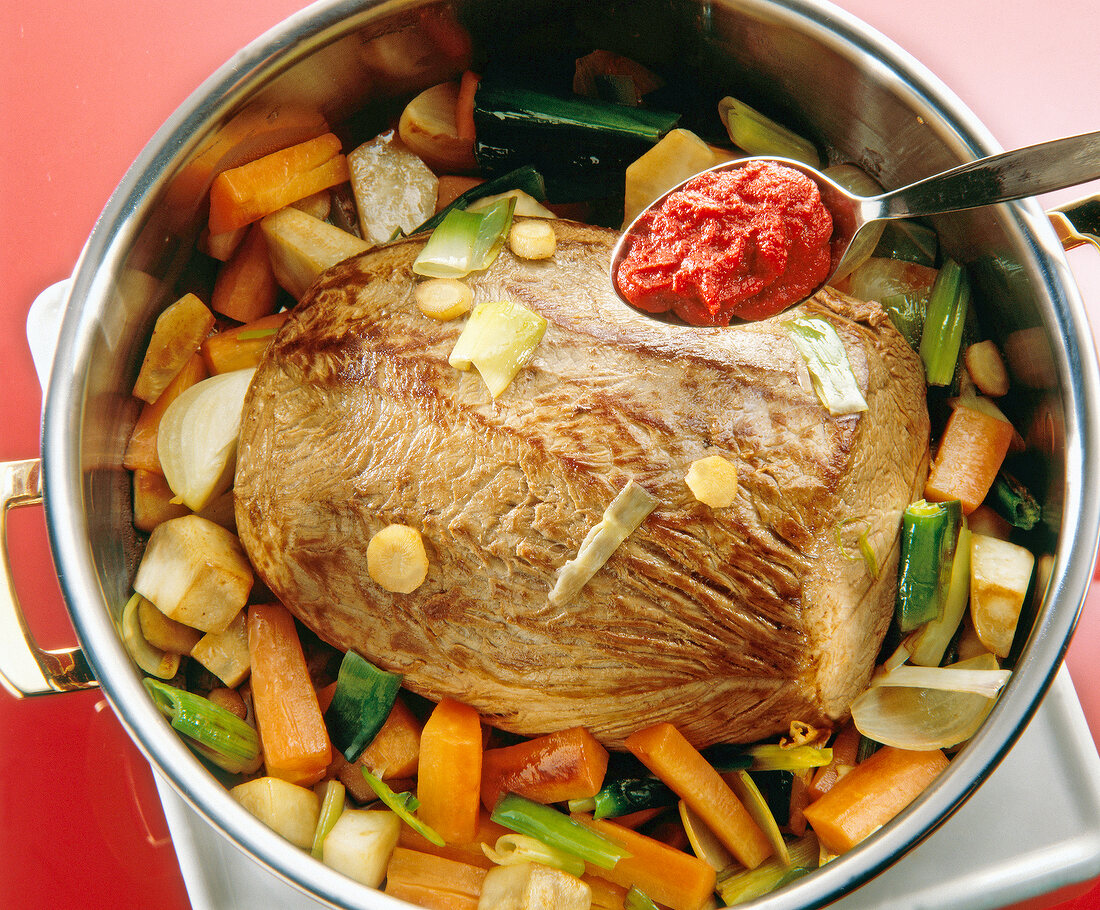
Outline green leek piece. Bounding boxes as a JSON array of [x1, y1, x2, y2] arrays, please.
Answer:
[[990, 470, 1042, 530], [588, 777, 678, 820], [909, 527, 972, 667], [747, 744, 833, 771], [325, 650, 403, 762], [413, 196, 516, 279], [491, 793, 631, 870], [359, 769, 444, 847], [481, 834, 586, 878], [873, 220, 939, 267], [448, 298, 548, 398], [747, 770, 794, 828], [728, 769, 790, 865], [784, 315, 869, 415], [310, 780, 346, 860], [413, 166, 547, 235], [718, 95, 821, 168], [698, 743, 754, 773], [717, 833, 818, 905], [919, 259, 971, 386], [625, 887, 662, 910], [143, 678, 261, 774], [895, 499, 963, 632], [549, 480, 659, 606]]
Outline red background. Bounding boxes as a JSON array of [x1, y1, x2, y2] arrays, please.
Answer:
[[1, 1, 1097, 908]]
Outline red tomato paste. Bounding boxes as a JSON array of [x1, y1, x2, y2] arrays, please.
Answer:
[[615, 161, 834, 325]]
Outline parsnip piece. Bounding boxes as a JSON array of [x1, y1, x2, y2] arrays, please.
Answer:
[[366, 525, 429, 594], [138, 595, 203, 655], [508, 220, 557, 260], [965, 340, 1010, 397], [132, 293, 216, 404], [348, 132, 438, 245], [231, 777, 321, 849], [468, 189, 556, 219], [478, 862, 593, 910], [414, 278, 473, 321], [260, 207, 369, 299], [191, 611, 251, 687], [322, 809, 401, 888], [684, 455, 739, 508], [132, 468, 190, 533], [133, 515, 253, 632], [970, 533, 1035, 658], [398, 81, 476, 173], [623, 128, 723, 226]]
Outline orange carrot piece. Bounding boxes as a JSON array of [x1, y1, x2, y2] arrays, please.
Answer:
[[574, 816, 717, 910], [434, 175, 484, 213], [200, 312, 289, 374], [132, 469, 191, 531], [625, 722, 773, 869], [417, 697, 483, 844], [454, 70, 480, 142], [315, 680, 338, 715], [787, 769, 813, 837], [584, 875, 630, 910], [208, 132, 349, 235], [211, 223, 279, 323], [802, 746, 949, 855], [384, 847, 486, 910], [359, 695, 423, 780], [480, 726, 609, 810], [925, 404, 1015, 514], [247, 602, 333, 787], [123, 352, 209, 473], [807, 722, 861, 801], [398, 809, 507, 870]]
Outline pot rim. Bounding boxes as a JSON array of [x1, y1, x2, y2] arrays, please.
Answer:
[[39, 0, 1100, 907]]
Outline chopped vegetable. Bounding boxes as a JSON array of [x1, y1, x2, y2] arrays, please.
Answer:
[[573, 814, 716, 910], [418, 697, 484, 844], [481, 833, 586, 878], [481, 725, 609, 810], [684, 455, 739, 508], [132, 515, 253, 632], [919, 258, 970, 386], [357, 696, 423, 779], [964, 340, 1010, 397], [230, 776, 321, 849], [145, 678, 261, 774], [802, 746, 948, 854], [895, 499, 962, 632], [366, 524, 430, 594], [624, 886, 661, 910], [136, 594, 202, 655], [585, 776, 678, 820], [725, 770, 790, 866], [414, 165, 546, 235], [310, 779, 346, 860], [132, 293, 217, 405], [455, 70, 480, 142], [120, 593, 180, 679], [398, 808, 507, 868], [124, 352, 209, 474], [448, 297, 548, 399], [507, 219, 557, 260], [415, 278, 474, 321], [491, 794, 629, 870], [322, 808, 400, 887], [467, 189, 556, 219], [399, 81, 479, 174], [806, 724, 861, 800], [436, 175, 486, 212], [260, 206, 369, 299], [909, 527, 972, 667], [190, 611, 251, 687], [208, 132, 350, 235], [248, 602, 333, 786], [478, 861, 592, 910], [384, 846, 487, 910], [989, 470, 1042, 530], [718, 95, 821, 168], [211, 224, 279, 324], [348, 131, 438, 245], [678, 799, 733, 870], [200, 312, 289, 374], [414, 196, 516, 279], [359, 770, 445, 847], [717, 833, 819, 906], [622, 128, 724, 225], [970, 533, 1035, 657], [924, 404, 1015, 514], [157, 367, 255, 512], [743, 744, 832, 772], [625, 721, 773, 869], [784, 314, 868, 415], [844, 257, 937, 350], [326, 650, 403, 761]]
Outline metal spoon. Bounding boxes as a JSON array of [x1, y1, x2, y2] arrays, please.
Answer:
[[610, 129, 1100, 315]]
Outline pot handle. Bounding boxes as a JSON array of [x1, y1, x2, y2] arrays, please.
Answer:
[[0, 457, 97, 697], [1050, 195, 1100, 252]]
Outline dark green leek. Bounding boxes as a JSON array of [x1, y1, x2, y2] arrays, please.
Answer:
[[586, 777, 678, 820], [491, 793, 631, 870], [990, 470, 1042, 530], [412, 165, 547, 235], [895, 499, 963, 632], [919, 259, 971, 386], [325, 650, 403, 762]]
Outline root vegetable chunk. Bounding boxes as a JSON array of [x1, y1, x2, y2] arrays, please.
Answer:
[[367, 524, 429, 594], [322, 809, 401, 887], [230, 777, 320, 849], [478, 862, 592, 910], [133, 515, 253, 632], [132, 293, 216, 404], [970, 533, 1035, 657]]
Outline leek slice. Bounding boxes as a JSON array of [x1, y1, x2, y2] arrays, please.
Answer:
[[120, 592, 180, 680], [851, 654, 1008, 750], [746, 744, 833, 771], [448, 298, 548, 398], [549, 480, 658, 606], [325, 650, 403, 762], [909, 527, 972, 667], [725, 771, 790, 866], [491, 793, 631, 870], [625, 887, 662, 910], [359, 769, 445, 847], [413, 196, 515, 279], [310, 780, 346, 859], [717, 833, 819, 905], [718, 95, 821, 168], [481, 834, 586, 878], [784, 315, 868, 415], [919, 258, 971, 386]]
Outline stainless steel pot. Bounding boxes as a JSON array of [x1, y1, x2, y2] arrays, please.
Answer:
[[3, 0, 1099, 907]]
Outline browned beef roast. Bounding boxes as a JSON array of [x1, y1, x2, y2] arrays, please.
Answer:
[[235, 220, 929, 748]]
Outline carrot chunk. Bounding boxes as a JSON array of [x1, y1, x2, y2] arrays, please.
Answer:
[[123, 352, 209, 474], [625, 722, 773, 869], [131, 469, 190, 531], [398, 809, 507, 870], [806, 722, 861, 800], [210, 223, 279, 323], [200, 312, 289, 374], [480, 725, 609, 810], [802, 745, 949, 854], [208, 132, 349, 235], [925, 404, 1015, 514], [358, 695, 423, 780], [247, 602, 332, 786], [417, 697, 483, 844], [383, 846, 486, 910], [574, 815, 717, 910]]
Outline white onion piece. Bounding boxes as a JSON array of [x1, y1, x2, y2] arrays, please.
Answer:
[[851, 653, 1007, 750], [157, 368, 256, 512]]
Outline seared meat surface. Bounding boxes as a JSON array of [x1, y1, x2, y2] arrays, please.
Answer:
[[235, 221, 929, 747]]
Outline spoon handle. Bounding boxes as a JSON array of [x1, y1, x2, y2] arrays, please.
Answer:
[[879, 130, 1100, 220]]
